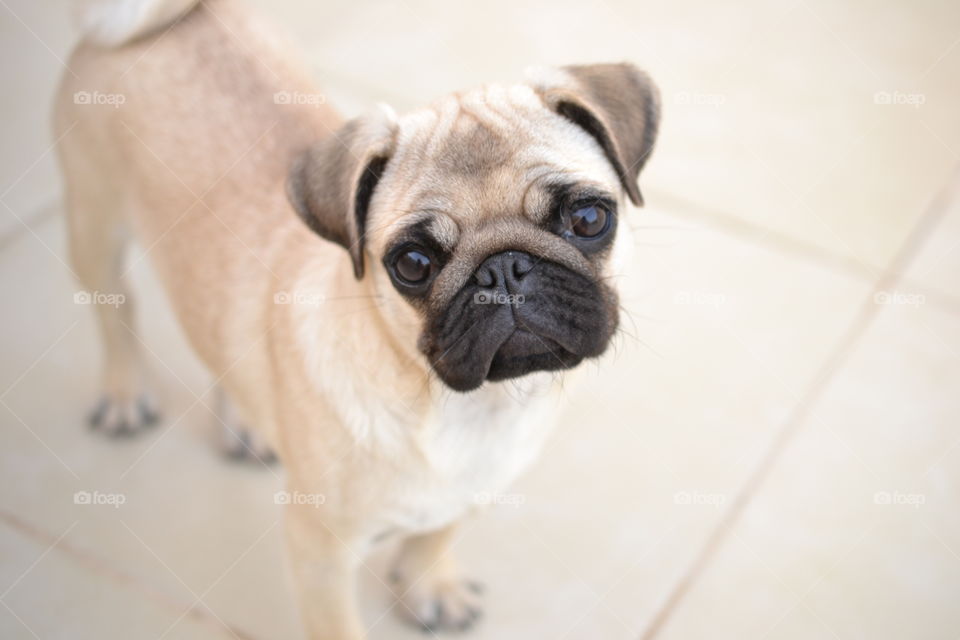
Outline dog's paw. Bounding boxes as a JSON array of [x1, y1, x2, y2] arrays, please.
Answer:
[[393, 574, 484, 633], [214, 386, 278, 465], [221, 425, 277, 465], [88, 393, 159, 437]]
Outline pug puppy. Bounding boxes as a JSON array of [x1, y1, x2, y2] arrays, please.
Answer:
[[56, 0, 659, 637]]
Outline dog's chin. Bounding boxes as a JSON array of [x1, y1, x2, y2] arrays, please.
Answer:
[[485, 330, 583, 382], [432, 354, 582, 393]]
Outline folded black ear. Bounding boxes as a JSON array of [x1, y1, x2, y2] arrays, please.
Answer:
[[286, 109, 397, 279], [532, 63, 660, 206]]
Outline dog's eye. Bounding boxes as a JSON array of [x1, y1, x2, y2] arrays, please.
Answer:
[[394, 248, 432, 284], [570, 205, 609, 238]]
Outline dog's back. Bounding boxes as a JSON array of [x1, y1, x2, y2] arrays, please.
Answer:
[[56, 0, 343, 372]]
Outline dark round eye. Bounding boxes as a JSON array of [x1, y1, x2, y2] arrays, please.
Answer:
[[394, 248, 432, 284], [570, 205, 609, 238]]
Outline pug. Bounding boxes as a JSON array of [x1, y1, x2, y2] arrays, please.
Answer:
[[55, 0, 659, 637]]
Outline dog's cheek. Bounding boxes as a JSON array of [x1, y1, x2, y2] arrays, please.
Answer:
[[570, 283, 619, 358], [550, 275, 619, 358]]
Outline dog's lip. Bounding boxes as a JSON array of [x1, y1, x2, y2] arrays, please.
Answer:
[[494, 328, 564, 359], [510, 317, 586, 357], [485, 328, 571, 372]]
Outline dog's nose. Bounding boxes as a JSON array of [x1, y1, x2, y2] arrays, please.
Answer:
[[474, 251, 535, 290]]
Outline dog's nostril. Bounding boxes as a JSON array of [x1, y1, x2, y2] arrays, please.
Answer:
[[512, 253, 534, 280], [474, 265, 496, 287]]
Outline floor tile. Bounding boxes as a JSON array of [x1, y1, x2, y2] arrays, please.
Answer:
[[654, 301, 960, 640], [646, 0, 960, 274], [0, 0, 75, 239], [902, 175, 960, 302], [0, 521, 223, 639]]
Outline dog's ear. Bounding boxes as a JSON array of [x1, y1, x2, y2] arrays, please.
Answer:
[[287, 108, 397, 279], [531, 63, 660, 206]]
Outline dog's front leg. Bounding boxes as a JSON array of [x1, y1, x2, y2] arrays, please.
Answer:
[[390, 522, 484, 632], [286, 501, 365, 640]]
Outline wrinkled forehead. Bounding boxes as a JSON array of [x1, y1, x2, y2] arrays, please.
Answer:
[[374, 83, 619, 247]]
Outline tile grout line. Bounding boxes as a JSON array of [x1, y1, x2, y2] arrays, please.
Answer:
[[648, 187, 960, 315], [0, 195, 61, 253], [0, 509, 262, 640], [647, 188, 881, 277], [636, 162, 960, 640]]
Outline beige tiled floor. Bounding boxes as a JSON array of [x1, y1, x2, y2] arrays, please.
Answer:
[[2, 1, 959, 639]]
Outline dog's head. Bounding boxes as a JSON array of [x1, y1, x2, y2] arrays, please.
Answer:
[[287, 63, 660, 392]]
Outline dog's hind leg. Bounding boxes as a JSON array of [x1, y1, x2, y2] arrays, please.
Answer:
[[64, 178, 158, 437]]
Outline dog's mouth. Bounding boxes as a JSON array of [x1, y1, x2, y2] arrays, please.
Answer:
[[426, 320, 587, 392], [420, 259, 616, 392], [486, 329, 581, 382]]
